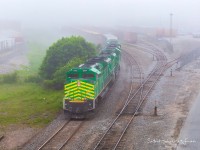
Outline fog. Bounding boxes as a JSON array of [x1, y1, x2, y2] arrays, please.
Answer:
[[1, 0, 200, 32]]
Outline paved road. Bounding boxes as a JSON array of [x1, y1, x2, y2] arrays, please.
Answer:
[[176, 93, 200, 150]]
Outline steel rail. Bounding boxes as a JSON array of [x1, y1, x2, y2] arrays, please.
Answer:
[[122, 50, 143, 106], [37, 120, 84, 150], [58, 121, 84, 150], [37, 120, 70, 150]]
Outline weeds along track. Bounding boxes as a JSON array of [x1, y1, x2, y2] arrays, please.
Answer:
[[93, 41, 180, 150], [37, 120, 84, 150]]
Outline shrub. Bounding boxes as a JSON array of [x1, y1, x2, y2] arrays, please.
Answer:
[[0, 72, 18, 83], [25, 75, 42, 83]]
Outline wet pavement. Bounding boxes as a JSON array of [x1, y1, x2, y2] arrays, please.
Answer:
[[176, 93, 200, 150]]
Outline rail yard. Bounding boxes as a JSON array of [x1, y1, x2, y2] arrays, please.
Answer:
[[1, 0, 200, 149], [1, 30, 200, 150]]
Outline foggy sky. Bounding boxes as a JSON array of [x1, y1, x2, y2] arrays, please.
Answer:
[[0, 0, 200, 31]]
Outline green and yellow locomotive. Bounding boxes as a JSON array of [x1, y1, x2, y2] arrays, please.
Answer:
[[63, 39, 121, 118]]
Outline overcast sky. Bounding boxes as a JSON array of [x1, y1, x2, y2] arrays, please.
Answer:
[[0, 0, 200, 31]]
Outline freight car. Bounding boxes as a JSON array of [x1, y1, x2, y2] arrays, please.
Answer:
[[116, 31, 137, 44], [63, 39, 121, 118]]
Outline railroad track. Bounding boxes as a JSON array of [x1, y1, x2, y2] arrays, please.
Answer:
[[121, 49, 144, 107], [93, 41, 179, 150], [37, 120, 84, 150]]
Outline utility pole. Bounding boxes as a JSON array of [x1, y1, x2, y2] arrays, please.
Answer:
[[170, 13, 173, 45]]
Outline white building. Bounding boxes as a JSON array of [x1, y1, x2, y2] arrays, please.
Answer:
[[0, 37, 15, 51]]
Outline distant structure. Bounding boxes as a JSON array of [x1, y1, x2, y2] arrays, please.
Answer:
[[115, 31, 137, 43], [156, 28, 177, 38], [0, 20, 24, 51], [0, 38, 15, 51], [192, 32, 200, 38]]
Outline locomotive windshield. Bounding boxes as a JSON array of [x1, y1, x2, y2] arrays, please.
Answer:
[[68, 74, 78, 78], [82, 74, 95, 78]]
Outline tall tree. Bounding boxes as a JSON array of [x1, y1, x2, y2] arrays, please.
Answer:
[[39, 36, 96, 80]]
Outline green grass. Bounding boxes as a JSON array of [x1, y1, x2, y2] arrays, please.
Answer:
[[0, 39, 64, 128], [27, 42, 47, 73], [0, 83, 63, 127], [15, 41, 47, 82]]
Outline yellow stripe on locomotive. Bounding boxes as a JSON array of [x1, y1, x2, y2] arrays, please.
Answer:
[[65, 80, 95, 101]]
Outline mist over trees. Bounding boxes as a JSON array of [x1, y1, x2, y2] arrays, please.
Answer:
[[39, 36, 97, 89]]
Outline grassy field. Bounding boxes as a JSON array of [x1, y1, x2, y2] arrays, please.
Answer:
[[0, 83, 63, 127], [27, 42, 47, 73], [0, 39, 64, 127]]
